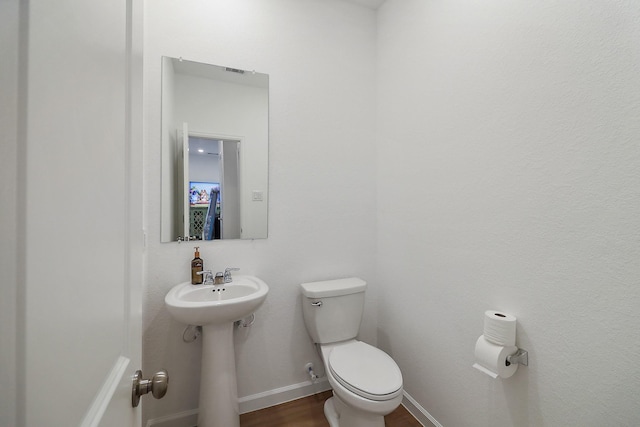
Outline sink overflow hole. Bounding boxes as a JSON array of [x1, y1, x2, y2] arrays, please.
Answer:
[[212, 288, 226, 292]]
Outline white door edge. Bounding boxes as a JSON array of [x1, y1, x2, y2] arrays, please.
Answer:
[[79, 356, 131, 427]]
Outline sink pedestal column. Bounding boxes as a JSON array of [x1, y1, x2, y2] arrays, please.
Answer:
[[198, 322, 239, 427]]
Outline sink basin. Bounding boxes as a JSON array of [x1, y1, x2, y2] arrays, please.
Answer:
[[165, 275, 269, 427], [165, 275, 269, 325]]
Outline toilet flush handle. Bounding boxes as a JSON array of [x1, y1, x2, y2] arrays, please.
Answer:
[[311, 301, 323, 307]]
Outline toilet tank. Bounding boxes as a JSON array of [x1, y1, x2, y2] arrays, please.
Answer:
[[300, 277, 366, 344]]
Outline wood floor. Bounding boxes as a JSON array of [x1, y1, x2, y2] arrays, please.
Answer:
[[240, 390, 425, 427]]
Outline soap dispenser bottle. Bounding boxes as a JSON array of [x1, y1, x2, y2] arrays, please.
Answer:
[[191, 247, 203, 284]]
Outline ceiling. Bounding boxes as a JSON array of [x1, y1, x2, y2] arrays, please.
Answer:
[[344, 0, 386, 10], [172, 57, 268, 88]]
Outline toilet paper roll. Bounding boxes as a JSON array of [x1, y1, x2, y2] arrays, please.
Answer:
[[483, 310, 517, 346], [473, 335, 518, 379]]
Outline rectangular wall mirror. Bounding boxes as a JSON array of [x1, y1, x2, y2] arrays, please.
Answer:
[[160, 57, 269, 242]]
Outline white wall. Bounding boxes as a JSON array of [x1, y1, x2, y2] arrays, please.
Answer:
[[143, 0, 377, 423], [377, 1, 640, 426]]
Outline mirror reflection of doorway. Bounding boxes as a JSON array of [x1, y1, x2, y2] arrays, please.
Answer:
[[187, 135, 241, 240]]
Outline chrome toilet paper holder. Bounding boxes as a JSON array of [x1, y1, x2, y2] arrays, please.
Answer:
[[506, 348, 528, 367]]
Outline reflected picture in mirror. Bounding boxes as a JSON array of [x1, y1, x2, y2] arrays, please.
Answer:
[[189, 181, 220, 240], [160, 57, 269, 242]]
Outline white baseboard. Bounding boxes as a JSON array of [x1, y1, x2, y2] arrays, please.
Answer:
[[239, 378, 331, 414], [401, 390, 443, 427]]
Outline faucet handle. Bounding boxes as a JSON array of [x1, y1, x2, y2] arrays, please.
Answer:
[[223, 267, 240, 283]]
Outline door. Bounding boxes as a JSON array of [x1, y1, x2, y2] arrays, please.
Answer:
[[178, 122, 191, 239], [16, 0, 144, 426], [218, 139, 225, 238], [221, 140, 242, 239]]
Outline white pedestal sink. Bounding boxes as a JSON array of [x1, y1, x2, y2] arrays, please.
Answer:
[[165, 276, 269, 427]]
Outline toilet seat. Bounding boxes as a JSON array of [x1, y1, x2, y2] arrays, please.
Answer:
[[328, 341, 403, 402]]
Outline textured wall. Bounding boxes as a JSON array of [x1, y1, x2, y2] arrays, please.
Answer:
[[376, 0, 640, 426], [143, 0, 377, 423]]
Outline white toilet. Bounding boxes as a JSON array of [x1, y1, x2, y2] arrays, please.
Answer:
[[300, 277, 403, 427]]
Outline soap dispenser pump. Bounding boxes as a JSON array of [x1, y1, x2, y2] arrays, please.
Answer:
[[191, 247, 203, 284]]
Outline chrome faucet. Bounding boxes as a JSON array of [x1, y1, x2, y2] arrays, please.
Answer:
[[197, 270, 214, 285], [214, 272, 225, 285], [224, 268, 240, 283]]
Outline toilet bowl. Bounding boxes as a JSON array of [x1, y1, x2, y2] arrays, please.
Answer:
[[321, 341, 403, 425], [300, 278, 404, 427]]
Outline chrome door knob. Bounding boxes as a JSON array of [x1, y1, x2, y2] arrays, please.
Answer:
[[131, 369, 169, 407]]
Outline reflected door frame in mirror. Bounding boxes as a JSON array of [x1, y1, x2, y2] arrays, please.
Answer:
[[182, 129, 243, 240]]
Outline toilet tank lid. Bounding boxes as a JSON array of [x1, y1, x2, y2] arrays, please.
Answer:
[[300, 277, 366, 298]]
